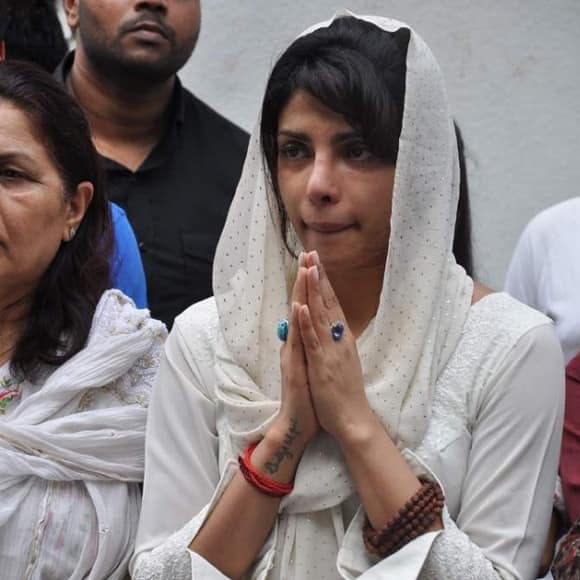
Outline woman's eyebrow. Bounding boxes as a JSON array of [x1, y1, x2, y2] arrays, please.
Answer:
[[0, 151, 33, 165], [277, 129, 310, 141], [332, 130, 362, 144], [276, 130, 361, 144]]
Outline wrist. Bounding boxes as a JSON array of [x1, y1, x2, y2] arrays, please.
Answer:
[[269, 413, 313, 449], [333, 409, 385, 452], [252, 417, 308, 483]]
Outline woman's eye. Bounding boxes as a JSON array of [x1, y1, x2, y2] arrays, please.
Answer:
[[279, 142, 308, 160], [345, 143, 373, 161], [0, 168, 26, 181]]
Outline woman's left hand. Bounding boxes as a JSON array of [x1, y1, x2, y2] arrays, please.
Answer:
[[297, 252, 373, 443]]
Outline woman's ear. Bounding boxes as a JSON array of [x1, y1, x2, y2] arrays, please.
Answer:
[[63, 0, 80, 30], [62, 181, 94, 242]]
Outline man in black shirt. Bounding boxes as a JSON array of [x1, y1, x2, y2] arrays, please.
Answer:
[[59, 0, 248, 328]]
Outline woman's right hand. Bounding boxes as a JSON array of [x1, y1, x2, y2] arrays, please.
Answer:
[[271, 253, 319, 449]]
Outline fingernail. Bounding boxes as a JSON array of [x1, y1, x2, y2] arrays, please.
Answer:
[[310, 266, 319, 281], [311, 250, 320, 266]]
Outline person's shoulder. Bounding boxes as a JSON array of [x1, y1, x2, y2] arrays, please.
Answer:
[[109, 202, 127, 222], [173, 296, 220, 344], [468, 295, 563, 421], [465, 291, 553, 354], [524, 197, 580, 241], [73, 290, 167, 410], [109, 203, 134, 241], [179, 84, 249, 146], [463, 292, 562, 383], [167, 298, 220, 375], [446, 292, 562, 414], [508, 198, 580, 283], [94, 289, 166, 339]]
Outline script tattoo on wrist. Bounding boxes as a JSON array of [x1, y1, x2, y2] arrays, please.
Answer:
[[265, 417, 301, 475]]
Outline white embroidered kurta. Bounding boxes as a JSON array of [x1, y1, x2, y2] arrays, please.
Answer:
[[131, 292, 564, 580], [0, 290, 166, 580]]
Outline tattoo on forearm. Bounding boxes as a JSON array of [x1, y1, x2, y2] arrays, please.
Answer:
[[264, 417, 301, 475]]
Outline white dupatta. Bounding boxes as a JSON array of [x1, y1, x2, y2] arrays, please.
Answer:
[[210, 12, 473, 576], [0, 289, 166, 579]]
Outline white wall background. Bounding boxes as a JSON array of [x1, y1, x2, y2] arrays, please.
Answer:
[[180, 1, 580, 288]]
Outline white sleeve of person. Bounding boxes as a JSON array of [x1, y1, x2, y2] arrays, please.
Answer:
[[339, 324, 563, 580]]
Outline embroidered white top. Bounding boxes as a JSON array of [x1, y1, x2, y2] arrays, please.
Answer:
[[0, 290, 166, 580], [131, 292, 564, 580]]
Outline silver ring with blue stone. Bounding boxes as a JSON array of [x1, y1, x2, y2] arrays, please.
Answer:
[[277, 318, 289, 342], [330, 320, 345, 341]]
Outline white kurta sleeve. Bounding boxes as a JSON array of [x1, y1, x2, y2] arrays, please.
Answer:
[[428, 324, 564, 579], [344, 324, 564, 580], [424, 324, 562, 579], [130, 315, 226, 579]]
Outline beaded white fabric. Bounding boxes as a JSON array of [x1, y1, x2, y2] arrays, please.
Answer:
[[0, 290, 166, 580]]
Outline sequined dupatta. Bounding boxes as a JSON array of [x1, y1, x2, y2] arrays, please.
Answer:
[[211, 13, 473, 514]]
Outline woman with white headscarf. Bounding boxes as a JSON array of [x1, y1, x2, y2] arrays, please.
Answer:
[[131, 13, 563, 580]]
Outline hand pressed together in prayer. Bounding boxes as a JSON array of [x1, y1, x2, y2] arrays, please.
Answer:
[[279, 250, 375, 445], [275, 251, 319, 446]]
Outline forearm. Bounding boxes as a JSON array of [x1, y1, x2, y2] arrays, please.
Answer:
[[338, 411, 441, 531], [189, 417, 307, 579]]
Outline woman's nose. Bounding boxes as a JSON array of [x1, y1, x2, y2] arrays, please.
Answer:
[[306, 156, 340, 206]]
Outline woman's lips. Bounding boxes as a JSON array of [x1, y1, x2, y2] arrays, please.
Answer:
[[306, 222, 353, 233]]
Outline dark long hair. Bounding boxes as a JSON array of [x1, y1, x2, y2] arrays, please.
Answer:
[[0, 60, 112, 381], [453, 122, 474, 276], [260, 16, 474, 275]]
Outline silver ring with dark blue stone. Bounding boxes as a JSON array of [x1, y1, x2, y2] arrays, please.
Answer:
[[330, 320, 345, 341], [277, 318, 289, 342]]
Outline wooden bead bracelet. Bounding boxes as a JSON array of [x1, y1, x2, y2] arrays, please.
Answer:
[[363, 479, 445, 558]]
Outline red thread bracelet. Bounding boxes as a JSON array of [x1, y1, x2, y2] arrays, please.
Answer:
[[238, 442, 294, 497]]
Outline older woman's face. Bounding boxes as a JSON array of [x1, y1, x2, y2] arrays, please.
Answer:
[[276, 90, 395, 272], [0, 101, 72, 300]]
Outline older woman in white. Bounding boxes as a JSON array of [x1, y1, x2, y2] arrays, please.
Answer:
[[0, 61, 165, 579], [132, 13, 563, 580]]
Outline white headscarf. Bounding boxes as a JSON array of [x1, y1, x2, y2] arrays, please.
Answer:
[[212, 13, 473, 515]]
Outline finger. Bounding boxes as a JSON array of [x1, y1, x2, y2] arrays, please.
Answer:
[[281, 303, 307, 387], [303, 250, 316, 269], [290, 252, 304, 298], [310, 251, 343, 318], [290, 252, 307, 304], [298, 304, 324, 363], [306, 265, 330, 335], [287, 301, 303, 351], [294, 266, 308, 305], [282, 303, 305, 366]]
